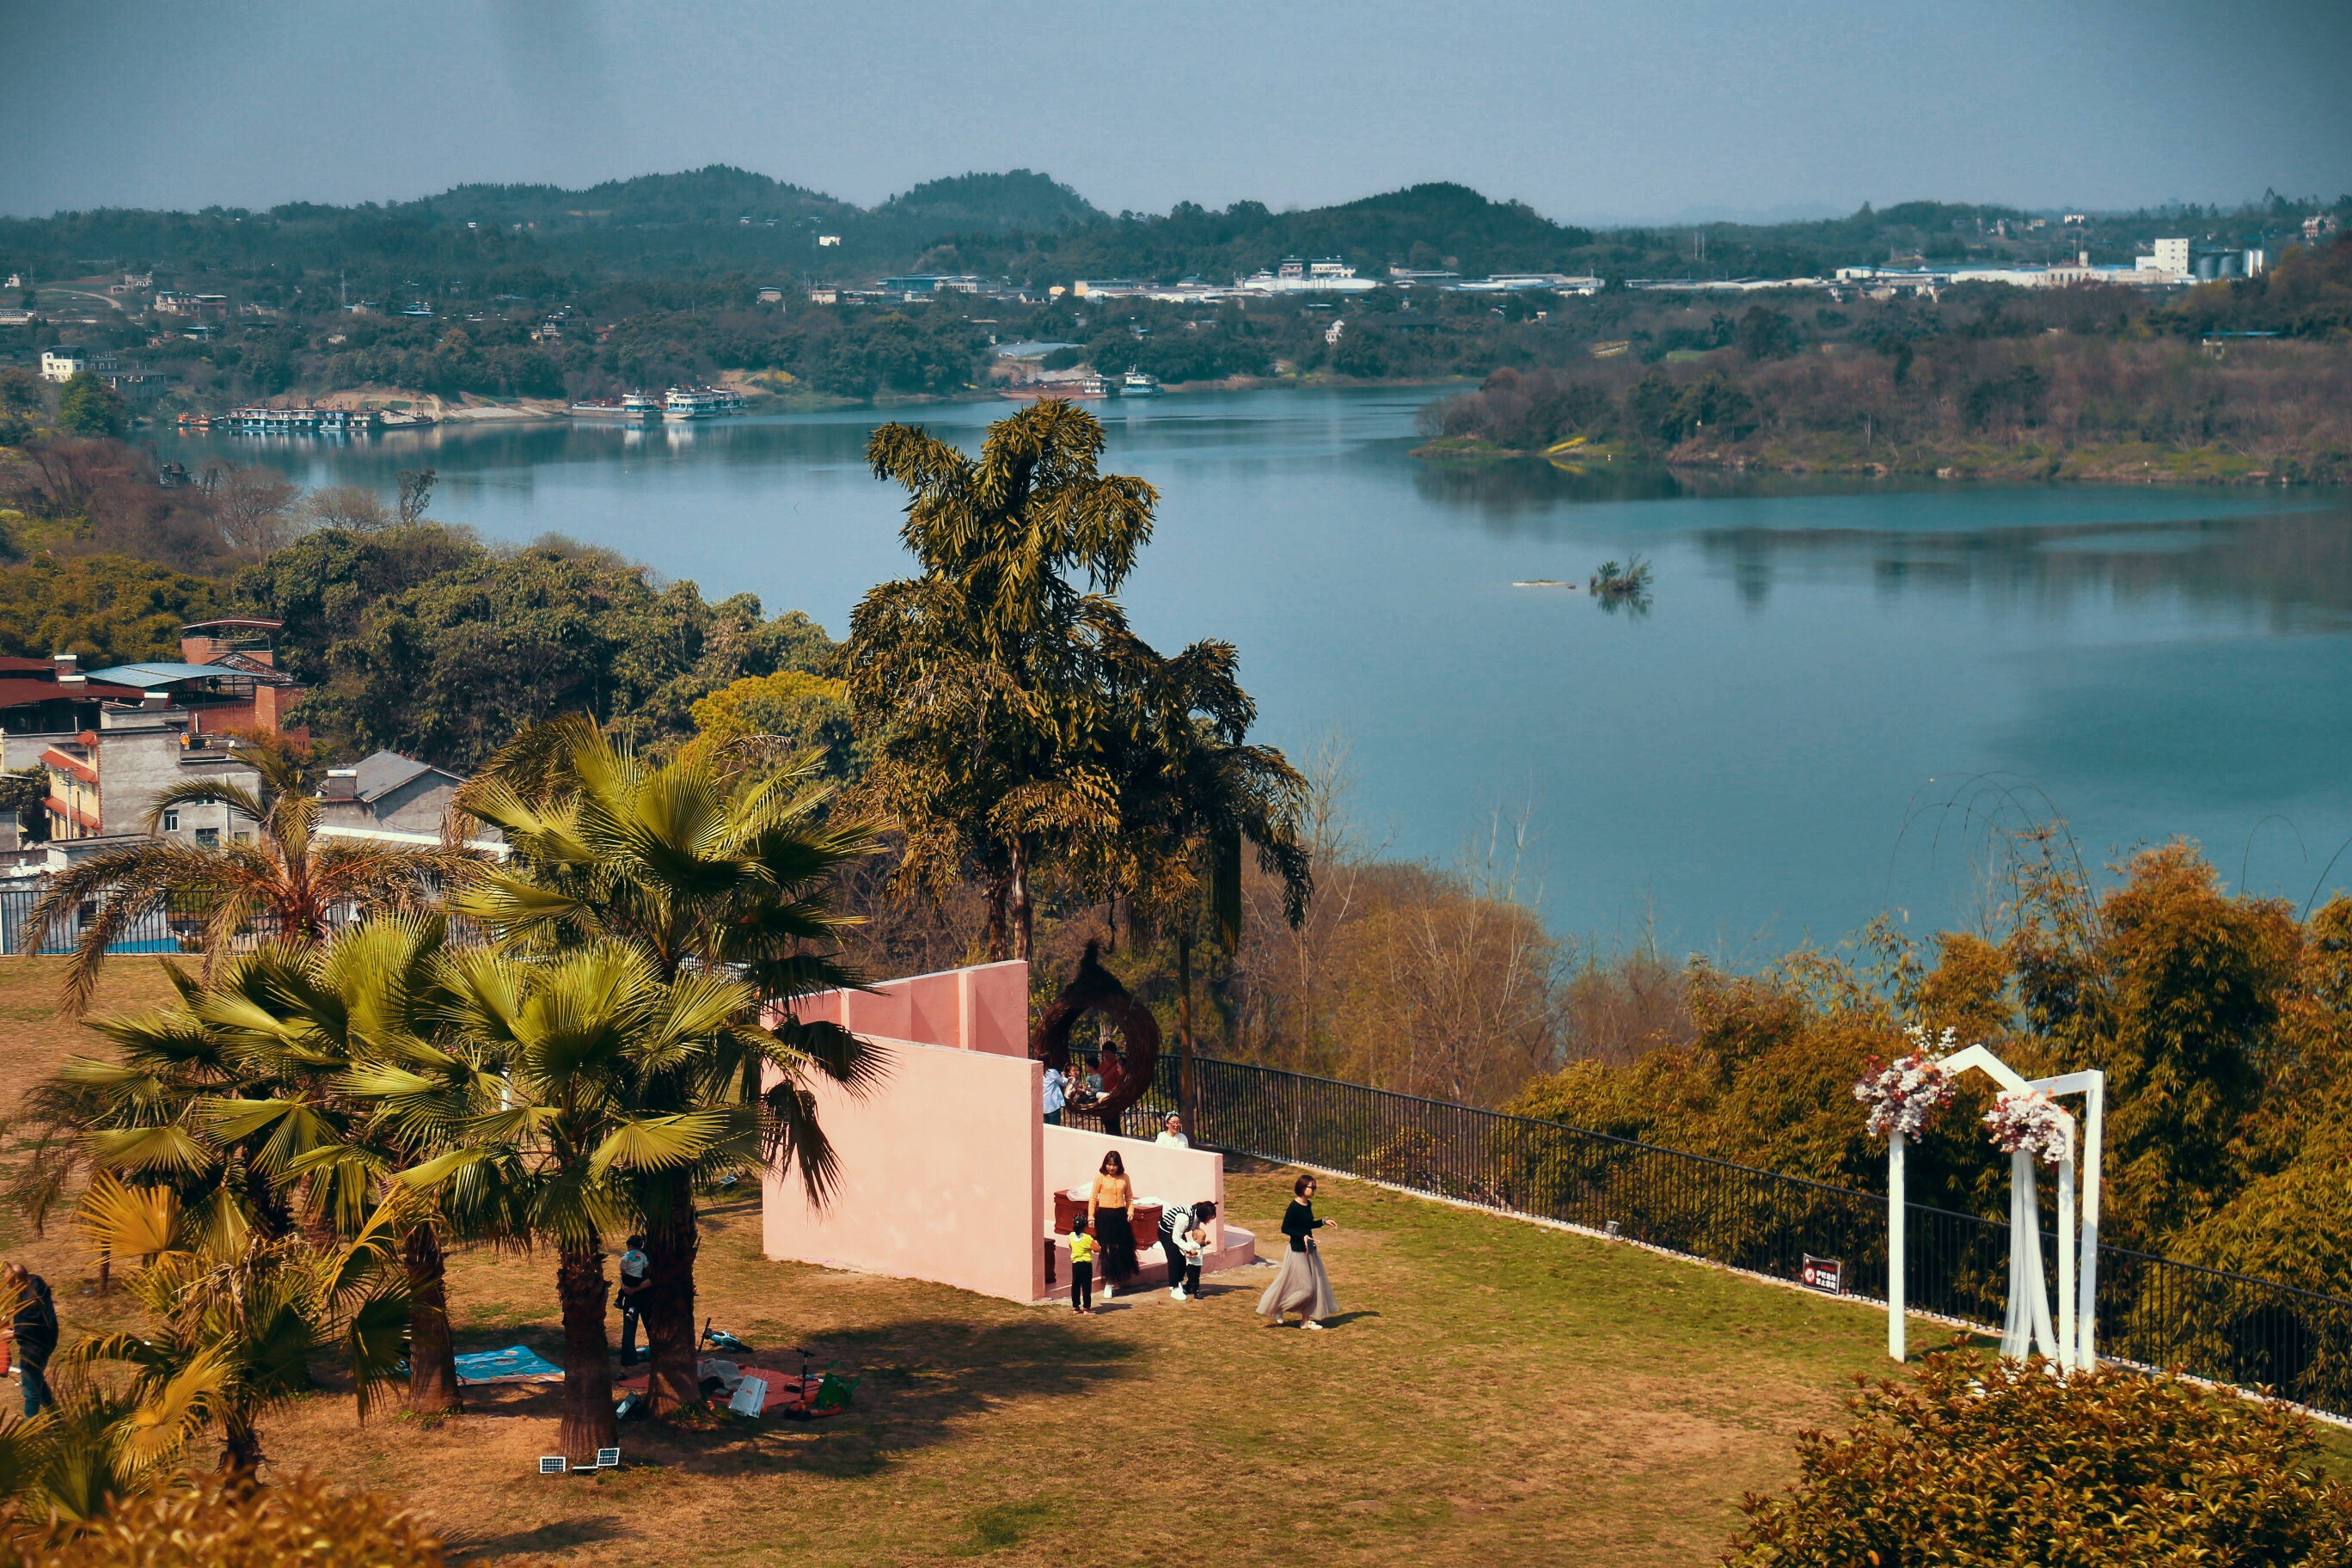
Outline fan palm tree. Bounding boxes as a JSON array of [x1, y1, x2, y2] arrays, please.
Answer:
[[386, 940, 767, 1465], [24, 744, 477, 1015], [66, 1172, 411, 1479], [847, 401, 1157, 959], [450, 716, 883, 1414], [47, 922, 493, 1414]]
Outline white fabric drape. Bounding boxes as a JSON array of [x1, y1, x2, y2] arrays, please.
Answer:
[[2000, 1149, 2060, 1361]]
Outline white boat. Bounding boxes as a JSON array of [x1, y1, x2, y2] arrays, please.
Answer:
[[662, 386, 730, 420], [570, 391, 660, 420], [1121, 370, 1162, 395]]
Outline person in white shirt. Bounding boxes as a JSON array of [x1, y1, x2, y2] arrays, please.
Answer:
[[1042, 1065, 1068, 1126], [1155, 1112, 1190, 1148], [1161, 1199, 1216, 1300]]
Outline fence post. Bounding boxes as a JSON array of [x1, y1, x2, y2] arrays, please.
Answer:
[[1888, 1130, 1907, 1363]]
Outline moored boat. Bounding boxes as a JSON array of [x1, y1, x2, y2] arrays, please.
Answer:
[[1120, 370, 1162, 395], [571, 392, 661, 419]]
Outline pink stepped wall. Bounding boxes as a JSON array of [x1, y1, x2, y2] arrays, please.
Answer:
[[762, 961, 1254, 1304]]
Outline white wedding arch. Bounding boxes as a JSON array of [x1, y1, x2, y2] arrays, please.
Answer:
[[1880, 1044, 2104, 1372]]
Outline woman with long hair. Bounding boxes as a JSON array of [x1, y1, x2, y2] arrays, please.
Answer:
[[1258, 1173, 1339, 1329], [1087, 1149, 1140, 1297]]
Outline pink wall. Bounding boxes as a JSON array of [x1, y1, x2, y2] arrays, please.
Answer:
[[761, 1038, 1049, 1303], [1044, 1125, 1228, 1255], [793, 960, 1029, 1058], [764, 959, 1253, 1304]]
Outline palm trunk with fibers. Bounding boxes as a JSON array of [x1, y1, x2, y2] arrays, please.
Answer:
[[402, 1223, 462, 1415], [642, 1174, 701, 1414], [555, 1244, 618, 1466], [219, 1417, 266, 1487]]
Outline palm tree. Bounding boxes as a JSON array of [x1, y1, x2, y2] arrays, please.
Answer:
[[452, 715, 882, 1415], [389, 940, 769, 1465], [66, 1173, 411, 1479], [1098, 632, 1313, 1100], [25, 744, 476, 1015], [848, 401, 1157, 959], [47, 922, 490, 1414]]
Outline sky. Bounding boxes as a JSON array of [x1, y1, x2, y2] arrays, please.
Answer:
[[3, 0, 2348, 224]]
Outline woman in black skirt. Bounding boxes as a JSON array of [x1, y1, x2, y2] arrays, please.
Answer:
[[1087, 1149, 1140, 1297]]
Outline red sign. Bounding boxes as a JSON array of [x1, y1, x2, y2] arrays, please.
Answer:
[[1799, 1254, 1844, 1295]]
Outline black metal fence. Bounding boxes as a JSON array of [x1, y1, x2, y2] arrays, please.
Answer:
[[1148, 1051, 2352, 1419], [0, 884, 177, 957]]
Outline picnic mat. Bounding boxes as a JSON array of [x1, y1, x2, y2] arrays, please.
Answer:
[[452, 1346, 564, 1386], [616, 1367, 815, 1414]]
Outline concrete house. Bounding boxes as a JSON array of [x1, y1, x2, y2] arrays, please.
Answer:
[[41, 711, 262, 847], [318, 750, 467, 834]]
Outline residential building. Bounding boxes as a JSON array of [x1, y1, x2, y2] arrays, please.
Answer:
[[0, 655, 148, 769], [40, 347, 94, 382], [806, 287, 839, 305], [152, 291, 229, 321], [41, 714, 262, 846], [756, 287, 785, 303], [1237, 257, 1379, 294], [317, 750, 469, 834], [82, 617, 307, 740]]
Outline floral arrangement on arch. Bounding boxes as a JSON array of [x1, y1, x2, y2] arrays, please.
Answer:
[[1983, 1087, 2072, 1165], [1853, 1025, 1959, 1140]]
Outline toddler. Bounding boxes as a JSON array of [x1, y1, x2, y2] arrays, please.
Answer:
[[1067, 1214, 1097, 1314]]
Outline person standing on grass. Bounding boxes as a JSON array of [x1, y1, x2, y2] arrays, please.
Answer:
[[1161, 1199, 1216, 1301], [1068, 1214, 1097, 1314], [1087, 1150, 1139, 1299], [616, 1234, 649, 1367], [1258, 1173, 1338, 1329], [4, 1263, 58, 1415]]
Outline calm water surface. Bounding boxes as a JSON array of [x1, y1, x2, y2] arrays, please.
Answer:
[[185, 389, 2352, 954]]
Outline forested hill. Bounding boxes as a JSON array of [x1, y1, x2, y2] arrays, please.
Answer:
[[6, 167, 2331, 300]]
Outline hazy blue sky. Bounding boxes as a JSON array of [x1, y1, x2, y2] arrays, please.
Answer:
[[4, 0, 2347, 223]]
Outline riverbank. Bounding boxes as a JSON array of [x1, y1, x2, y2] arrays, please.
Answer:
[[1412, 432, 2329, 485]]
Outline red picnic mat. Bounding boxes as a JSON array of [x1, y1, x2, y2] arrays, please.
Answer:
[[616, 1368, 814, 1413]]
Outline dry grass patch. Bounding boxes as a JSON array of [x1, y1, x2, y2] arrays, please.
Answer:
[[14, 959, 2332, 1563]]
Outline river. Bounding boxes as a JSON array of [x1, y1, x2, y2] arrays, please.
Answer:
[[181, 387, 2352, 956]]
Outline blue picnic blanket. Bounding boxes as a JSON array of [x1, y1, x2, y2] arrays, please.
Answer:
[[451, 1345, 563, 1385]]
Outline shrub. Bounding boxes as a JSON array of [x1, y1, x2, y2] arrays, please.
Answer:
[[1724, 1347, 2352, 1567], [29, 1473, 443, 1567]]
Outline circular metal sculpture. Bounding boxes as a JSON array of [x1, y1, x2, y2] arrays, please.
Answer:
[[1032, 940, 1161, 1135]]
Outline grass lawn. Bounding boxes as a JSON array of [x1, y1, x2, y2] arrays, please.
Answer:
[[0, 959, 2113, 1563]]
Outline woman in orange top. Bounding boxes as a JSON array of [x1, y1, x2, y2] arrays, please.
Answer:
[[1087, 1150, 1139, 1296]]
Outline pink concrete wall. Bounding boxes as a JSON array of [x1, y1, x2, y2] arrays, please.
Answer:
[[762, 1038, 1048, 1303], [793, 960, 1029, 1057]]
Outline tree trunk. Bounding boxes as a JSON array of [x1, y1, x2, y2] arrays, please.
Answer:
[[1008, 837, 1033, 960], [555, 1245, 617, 1467], [983, 871, 1010, 962], [642, 1174, 701, 1415], [219, 1415, 266, 1489], [1177, 922, 1197, 1124], [402, 1223, 462, 1416]]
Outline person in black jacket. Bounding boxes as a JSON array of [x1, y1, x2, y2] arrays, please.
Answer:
[[5, 1262, 58, 1417], [1256, 1173, 1338, 1329]]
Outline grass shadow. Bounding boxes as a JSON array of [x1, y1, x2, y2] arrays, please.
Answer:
[[450, 1512, 628, 1560]]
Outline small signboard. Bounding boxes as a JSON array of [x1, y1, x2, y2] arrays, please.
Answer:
[[1799, 1254, 1844, 1295]]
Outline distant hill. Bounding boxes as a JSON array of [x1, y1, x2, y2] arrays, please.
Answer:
[[0, 168, 2332, 302], [874, 170, 1101, 233]]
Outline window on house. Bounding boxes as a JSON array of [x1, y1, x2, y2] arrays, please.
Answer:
[[194, 827, 219, 848], [232, 830, 251, 844], [162, 809, 179, 831]]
